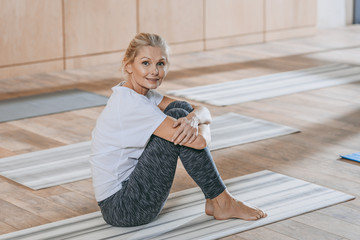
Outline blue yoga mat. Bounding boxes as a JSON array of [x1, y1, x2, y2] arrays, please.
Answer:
[[0, 89, 108, 123], [340, 152, 360, 163]]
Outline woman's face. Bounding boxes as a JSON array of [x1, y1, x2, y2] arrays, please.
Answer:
[[125, 46, 168, 95]]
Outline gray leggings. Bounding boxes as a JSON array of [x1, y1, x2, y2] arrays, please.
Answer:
[[98, 101, 226, 227]]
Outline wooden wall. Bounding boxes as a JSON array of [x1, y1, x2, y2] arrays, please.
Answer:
[[0, 0, 317, 79]]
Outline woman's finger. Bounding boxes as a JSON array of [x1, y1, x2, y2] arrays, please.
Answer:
[[179, 132, 192, 145], [171, 123, 185, 142], [179, 125, 198, 145], [172, 117, 199, 145], [172, 118, 182, 128], [188, 133, 197, 144], [174, 131, 187, 145]]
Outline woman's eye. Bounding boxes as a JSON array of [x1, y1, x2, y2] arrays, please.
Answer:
[[157, 62, 165, 67], [142, 61, 150, 66]]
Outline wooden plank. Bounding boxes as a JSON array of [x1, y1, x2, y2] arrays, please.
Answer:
[[306, 84, 360, 104], [267, 219, 343, 240], [0, 182, 79, 222], [0, 123, 64, 153], [343, 198, 360, 211], [318, 204, 360, 226], [0, 222, 17, 235], [0, 199, 49, 231], [45, 191, 99, 215], [220, 235, 248, 240], [0, 147, 14, 158], [71, 106, 104, 121], [222, 226, 297, 240], [61, 179, 97, 199], [293, 212, 360, 240], [32, 185, 72, 198], [8, 112, 95, 145]]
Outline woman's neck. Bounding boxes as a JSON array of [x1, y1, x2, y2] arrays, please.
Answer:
[[122, 81, 149, 96]]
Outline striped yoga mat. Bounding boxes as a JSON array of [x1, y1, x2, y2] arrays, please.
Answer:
[[209, 113, 298, 150], [167, 63, 360, 106], [0, 113, 298, 190], [0, 89, 108, 123], [0, 171, 354, 240]]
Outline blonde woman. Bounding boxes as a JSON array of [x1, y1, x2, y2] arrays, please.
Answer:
[[90, 33, 267, 227]]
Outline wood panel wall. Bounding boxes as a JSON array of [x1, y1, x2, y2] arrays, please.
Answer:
[[0, 0, 317, 80]]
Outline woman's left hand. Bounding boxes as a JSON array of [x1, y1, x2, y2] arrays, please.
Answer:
[[171, 116, 199, 145]]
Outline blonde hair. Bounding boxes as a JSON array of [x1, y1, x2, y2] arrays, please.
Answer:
[[121, 33, 170, 77]]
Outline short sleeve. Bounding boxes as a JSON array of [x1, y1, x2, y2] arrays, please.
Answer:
[[119, 91, 166, 149], [147, 90, 164, 106]]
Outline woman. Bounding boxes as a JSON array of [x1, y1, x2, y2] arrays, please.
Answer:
[[90, 33, 267, 227]]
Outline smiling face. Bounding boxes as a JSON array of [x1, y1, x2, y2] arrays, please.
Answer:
[[125, 46, 168, 95]]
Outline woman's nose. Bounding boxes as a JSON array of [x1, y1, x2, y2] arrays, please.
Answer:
[[151, 65, 159, 75]]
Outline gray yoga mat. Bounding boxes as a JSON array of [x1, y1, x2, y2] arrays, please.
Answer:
[[167, 63, 360, 106], [0, 113, 298, 190], [0, 89, 108, 122], [0, 170, 354, 240], [209, 112, 298, 150]]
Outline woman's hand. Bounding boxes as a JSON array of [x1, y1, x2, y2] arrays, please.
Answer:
[[171, 116, 200, 145]]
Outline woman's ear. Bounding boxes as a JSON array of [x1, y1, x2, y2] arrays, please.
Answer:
[[125, 63, 133, 74]]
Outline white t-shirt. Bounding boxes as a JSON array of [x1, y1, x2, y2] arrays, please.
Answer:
[[90, 83, 166, 202]]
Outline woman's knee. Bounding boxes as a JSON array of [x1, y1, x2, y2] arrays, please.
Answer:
[[165, 108, 189, 119], [164, 101, 193, 115]]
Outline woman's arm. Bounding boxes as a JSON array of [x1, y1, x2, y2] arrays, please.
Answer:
[[171, 104, 211, 146], [153, 116, 210, 150], [156, 96, 212, 149]]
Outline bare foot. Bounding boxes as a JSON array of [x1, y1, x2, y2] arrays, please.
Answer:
[[205, 189, 267, 221], [205, 198, 214, 216]]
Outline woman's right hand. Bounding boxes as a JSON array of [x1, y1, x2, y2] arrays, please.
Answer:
[[171, 116, 199, 145]]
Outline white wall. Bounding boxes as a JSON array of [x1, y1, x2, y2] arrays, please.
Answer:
[[317, 0, 353, 28]]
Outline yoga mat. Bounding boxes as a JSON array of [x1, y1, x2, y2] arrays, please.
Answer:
[[209, 113, 298, 150], [0, 89, 108, 122], [0, 113, 298, 190], [0, 171, 354, 240], [167, 63, 360, 106], [340, 152, 360, 163]]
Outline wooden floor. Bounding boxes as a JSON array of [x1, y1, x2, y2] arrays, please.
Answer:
[[1, 25, 360, 239]]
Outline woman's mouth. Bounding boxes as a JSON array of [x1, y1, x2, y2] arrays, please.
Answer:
[[146, 78, 159, 82]]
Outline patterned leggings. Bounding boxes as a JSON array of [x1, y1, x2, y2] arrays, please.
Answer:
[[98, 101, 226, 227]]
